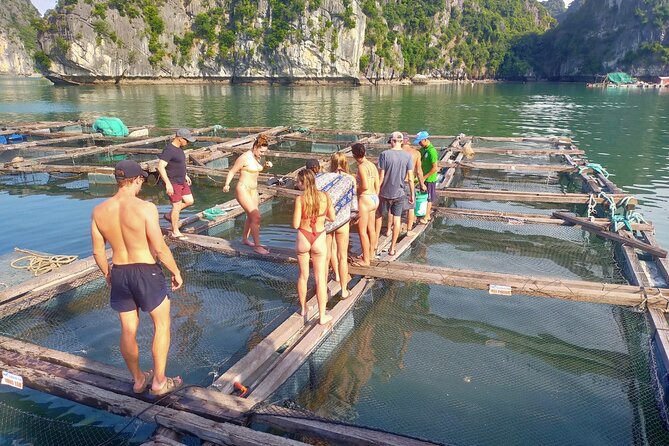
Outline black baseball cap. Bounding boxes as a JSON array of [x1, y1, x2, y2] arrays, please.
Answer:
[[176, 128, 196, 142], [114, 160, 148, 180]]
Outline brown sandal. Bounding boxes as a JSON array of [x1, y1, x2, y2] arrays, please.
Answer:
[[132, 370, 154, 394], [149, 376, 184, 396]]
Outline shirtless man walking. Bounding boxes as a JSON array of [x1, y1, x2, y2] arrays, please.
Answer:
[[91, 160, 184, 396]]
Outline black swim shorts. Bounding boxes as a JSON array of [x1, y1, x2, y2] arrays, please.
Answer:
[[110, 263, 169, 313], [378, 196, 406, 217]]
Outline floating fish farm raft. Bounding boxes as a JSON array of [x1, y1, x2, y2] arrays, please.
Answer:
[[0, 121, 668, 445]]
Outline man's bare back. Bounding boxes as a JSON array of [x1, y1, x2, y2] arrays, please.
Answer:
[[92, 195, 161, 265], [91, 165, 180, 285]]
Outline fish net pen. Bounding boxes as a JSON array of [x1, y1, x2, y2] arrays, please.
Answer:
[[0, 148, 69, 164], [2, 129, 669, 444], [258, 280, 669, 446], [469, 137, 561, 150], [447, 198, 581, 216], [272, 139, 347, 154], [410, 216, 626, 283], [0, 248, 302, 385], [0, 247, 314, 444], [463, 151, 573, 165], [0, 387, 157, 446], [455, 167, 581, 194]]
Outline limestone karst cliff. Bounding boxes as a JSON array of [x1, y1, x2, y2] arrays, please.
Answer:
[[0, 0, 40, 75], [35, 0, 553, 84], [547, 0, 669, 78], [33, 0, 669, 84]]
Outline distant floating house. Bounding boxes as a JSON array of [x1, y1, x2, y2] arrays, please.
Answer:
[[587, 72, 648, 88], [605, 72, 636, 86], [659, 76, 669, 88]]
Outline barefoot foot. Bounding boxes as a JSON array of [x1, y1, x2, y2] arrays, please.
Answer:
[[254, 246, 270, 255], [319, 314, 333, 325]]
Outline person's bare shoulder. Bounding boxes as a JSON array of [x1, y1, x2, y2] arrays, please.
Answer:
[[138, 198, 158, 217], [91, 198, 110, 221]]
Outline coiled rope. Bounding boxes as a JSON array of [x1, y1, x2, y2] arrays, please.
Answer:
[[10, 248, 78, 276]]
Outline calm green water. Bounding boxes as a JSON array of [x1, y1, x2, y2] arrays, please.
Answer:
[[2, 76, 668, 249], [1, 76, 669, 445]]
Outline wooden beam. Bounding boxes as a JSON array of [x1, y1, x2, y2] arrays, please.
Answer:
[[475, 136, 571, 144], [454, 147, 585, 156], [1, 120, 82, 132], [349, 260, 669, 307], [0, 133, 100, 152], [554, 212, 667, 258], [435, 207, 653, 230], [178, 231, 669, 310], [0, 336, 254, 419], [247, 278, 371, 403], [634, 233, 669, 375], [438, 188, 636, 205], [253, 412, 440, 446]]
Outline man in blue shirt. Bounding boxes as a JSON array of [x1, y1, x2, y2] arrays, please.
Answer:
[[376, 131, 414, 257]]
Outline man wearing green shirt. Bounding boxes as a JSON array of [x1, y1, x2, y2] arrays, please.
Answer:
[[414, 131, 439, 224]]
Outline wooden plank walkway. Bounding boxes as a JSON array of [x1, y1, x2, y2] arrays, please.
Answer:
[[226, 145, 455, 403]]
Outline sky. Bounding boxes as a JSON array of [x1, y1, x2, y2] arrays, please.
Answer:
[[30, 0, 574, 16], [32, 0, 56, 15]]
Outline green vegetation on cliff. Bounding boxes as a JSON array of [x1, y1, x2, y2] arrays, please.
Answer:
[[361, 0, 553, 78], [2, 0, 41, 55], [541, 0, 566, 20], [35, 0, 669, 80], [505, 0, 669, 78]]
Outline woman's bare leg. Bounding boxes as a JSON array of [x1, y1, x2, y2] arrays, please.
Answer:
[[357, 198, 371, 265], [311, 235, 331, 324], [335, 224, 350, 297], [327, 233, 339, 281], [236, 187, 255, 246], [296, 236, 311, 317], [368, 208, 378, 261]]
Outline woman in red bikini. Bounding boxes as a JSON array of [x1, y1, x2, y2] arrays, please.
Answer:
[[293, 168, 335, 325]]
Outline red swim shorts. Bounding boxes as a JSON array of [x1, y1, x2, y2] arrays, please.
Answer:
[[169, 182, 192, 203]]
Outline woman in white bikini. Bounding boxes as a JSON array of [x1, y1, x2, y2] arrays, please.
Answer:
[[223, 134, 272, 255], [351, 143, 379, 266]]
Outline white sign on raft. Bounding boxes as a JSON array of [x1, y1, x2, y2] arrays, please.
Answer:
[[1, 370, 23, 389], [488, 284, 513, 296]]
